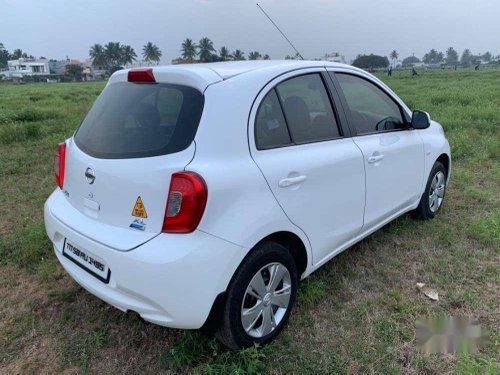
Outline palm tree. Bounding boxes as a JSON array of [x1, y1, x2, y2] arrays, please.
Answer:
[[231, 49, 245, 61], [390, 50, 398, 61], [197, 37, 215, 63], [120, 45, 137, 67], [105, 42, 122, 67], [248, 51, 262, 60], [219, 46, 231, 61], [89, 43, 107, 68], [181, 38, 197, 63], [143, 42, 162, 65]]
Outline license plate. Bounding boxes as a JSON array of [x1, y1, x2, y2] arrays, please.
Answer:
[[62, 239, 111, 283]]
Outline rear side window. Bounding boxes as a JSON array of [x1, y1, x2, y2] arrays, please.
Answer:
[[276, 74, 340, 143], [75, 82, 204, 158], [255, 89, 292, 149]]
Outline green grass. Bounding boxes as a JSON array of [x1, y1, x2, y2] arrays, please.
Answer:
[[1, 68, 499, 373]]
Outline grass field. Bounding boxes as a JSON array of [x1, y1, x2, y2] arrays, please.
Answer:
[[0, 68, 499, 374]]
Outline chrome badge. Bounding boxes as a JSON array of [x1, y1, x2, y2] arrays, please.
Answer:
[[85, 167, 96, 184]]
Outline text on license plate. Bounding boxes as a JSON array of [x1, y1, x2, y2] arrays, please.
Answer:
[[62, 239, 111, 283]]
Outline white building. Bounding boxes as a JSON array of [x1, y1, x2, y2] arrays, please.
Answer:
[[320, 52, 346, 64], [1, 58, 50, 78]]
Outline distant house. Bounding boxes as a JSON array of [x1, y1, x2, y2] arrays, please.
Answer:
[[320, 52, 346, 64], [1, 58, 50, 78]]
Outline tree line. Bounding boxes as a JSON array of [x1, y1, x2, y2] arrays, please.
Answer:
[[2, 40, 498, 74], [354, 47, 496, 69], [176, 37, 270, 63], [89, 42, 161, 72], [87, 38, 271, 73]]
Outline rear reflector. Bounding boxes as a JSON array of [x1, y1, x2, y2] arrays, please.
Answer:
[[54, 142, 66, 189], [127, 68, 156, 83], [163, 172, 207, 233]]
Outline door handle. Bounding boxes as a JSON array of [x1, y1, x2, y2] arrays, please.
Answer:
[[279, 175, 307, 188], [368, 154, 384, 164]]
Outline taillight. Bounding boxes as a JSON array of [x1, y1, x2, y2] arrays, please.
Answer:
[[162, 172, 207, 233], [54, 142, 66, 189]]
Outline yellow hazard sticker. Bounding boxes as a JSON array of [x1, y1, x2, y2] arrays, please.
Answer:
[[131, 196, 148, 218]]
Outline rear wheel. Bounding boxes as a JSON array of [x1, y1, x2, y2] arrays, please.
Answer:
[[216, 242, 298, 349], [414, 161, 447, 219]]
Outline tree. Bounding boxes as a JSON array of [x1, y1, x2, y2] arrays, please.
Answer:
[[0, 43, 9, 68], [445, 47, 458, 65], [181, 38, 197, 63], [248, 51, 262, 60], [461, 49, 472, 66], [482, 51, 492, 62], [12, 49, 23, 59], [142, 42, 162, 65], [401, 55, 420, 67], [104, 42, 123, 67], [197, 37, 215, 62], [263, 54, 270, 60], [66, 64, 83, 81], [285, 53, 302, 60], [352, 54, 389, 69], [89, 43, 107, 68], [231, 49, 245, 61], [218, 46, 231, 61], [422, 49, 443, 64], [390, 50, 398, 65], [120, 45, 137, 66]]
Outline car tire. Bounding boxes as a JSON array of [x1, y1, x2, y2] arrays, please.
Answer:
[[414, 161, 447, 219], [216, 241, 298, 349]]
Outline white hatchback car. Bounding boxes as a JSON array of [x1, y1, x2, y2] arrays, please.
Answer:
[[44, 61, 450, 349]]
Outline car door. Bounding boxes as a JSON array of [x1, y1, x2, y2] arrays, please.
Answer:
[[329, 71, 425, 230], [249, 70, 365, 266]]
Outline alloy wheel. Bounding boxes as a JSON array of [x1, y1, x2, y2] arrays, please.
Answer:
[[429, 171, 445, 213], [241, 262, 292, 338]]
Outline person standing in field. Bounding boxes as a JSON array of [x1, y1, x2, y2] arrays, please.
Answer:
[[412, 67, 418, 76], [388, 66, 393, 76]]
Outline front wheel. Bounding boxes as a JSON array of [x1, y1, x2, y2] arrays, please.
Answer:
[[414, 161, 447, 219], [216, 242, 298, 349]]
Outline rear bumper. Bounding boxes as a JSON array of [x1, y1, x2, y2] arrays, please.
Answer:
[[44, 189, 247, 329]]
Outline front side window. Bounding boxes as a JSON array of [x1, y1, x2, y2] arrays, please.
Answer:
[[75, 82, 204, 158], [276, 74, 340, 143], [336, 73, 405, 134]]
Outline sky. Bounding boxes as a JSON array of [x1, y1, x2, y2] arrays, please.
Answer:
[[1, 0, 499, 63]]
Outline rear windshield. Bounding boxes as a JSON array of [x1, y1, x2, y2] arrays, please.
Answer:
[[74, 82, 204, 158]]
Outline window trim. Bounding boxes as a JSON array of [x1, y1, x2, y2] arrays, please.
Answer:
[[254, 72, 344, 151], [329, 71, 412, 137]]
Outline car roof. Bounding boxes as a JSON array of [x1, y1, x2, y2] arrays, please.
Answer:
[[198, 60, 347, 80], [110, 60, 355, 92]]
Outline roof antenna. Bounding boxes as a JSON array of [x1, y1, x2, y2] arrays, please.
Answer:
[[256, 3, 304, 60]]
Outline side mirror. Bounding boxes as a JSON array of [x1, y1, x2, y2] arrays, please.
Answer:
[[411, 110, 431, 129]]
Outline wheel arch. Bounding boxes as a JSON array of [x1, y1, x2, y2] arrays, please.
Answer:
[[201, 230, 309, 332], [436, 153, 451, 180], [253, 231, 309, 278]]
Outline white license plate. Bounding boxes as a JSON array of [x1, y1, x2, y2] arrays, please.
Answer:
[[62, 239, 111, 283]]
